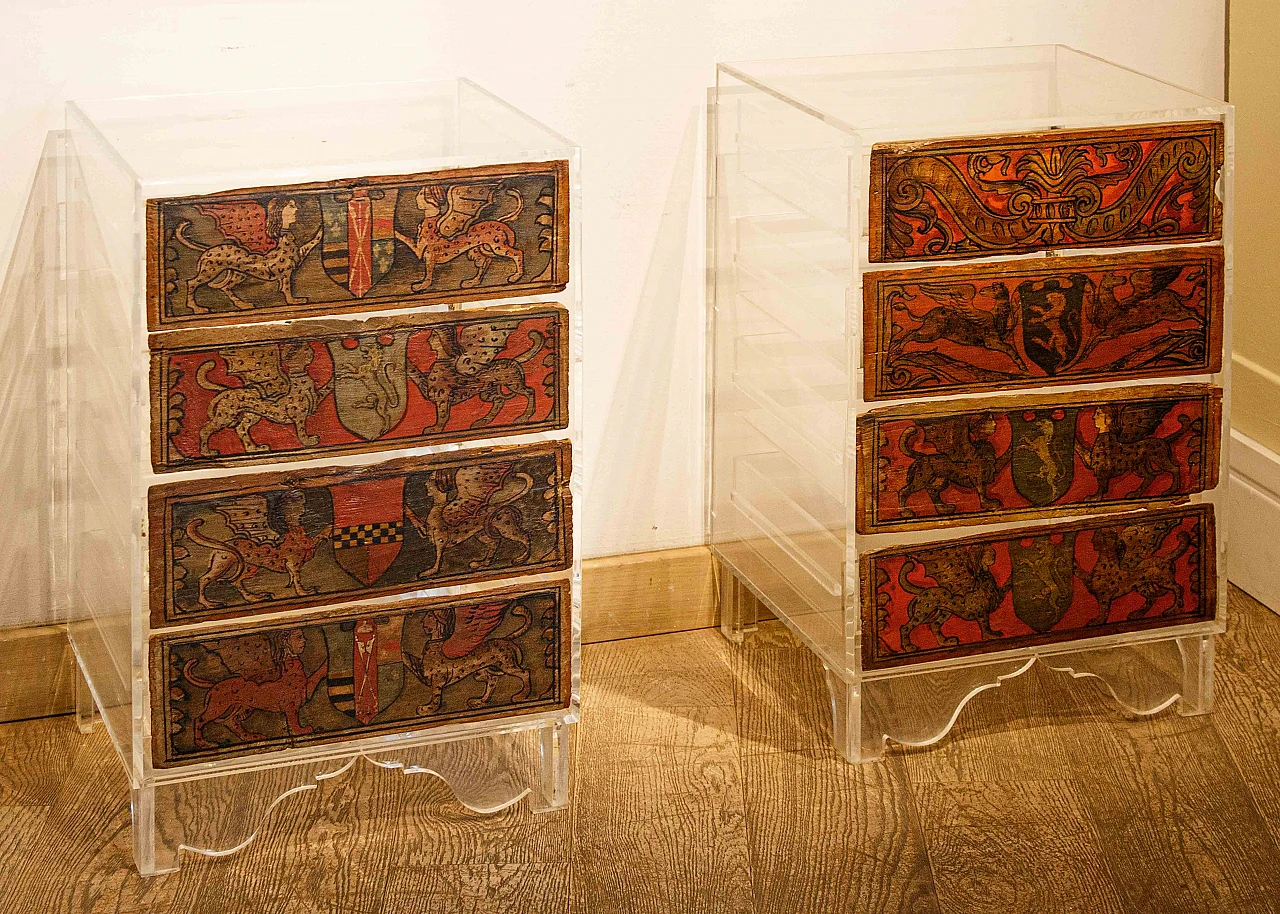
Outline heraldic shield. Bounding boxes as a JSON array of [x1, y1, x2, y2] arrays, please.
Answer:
[[322, 615, 406, 724], [327, 331, 410, 440], [329, 477, 406, 586], [1008, 531, 1079, 633], [1008, 407, 1078, 506], [1016, 274, 1088, 376], [320, 187, 399, 298]]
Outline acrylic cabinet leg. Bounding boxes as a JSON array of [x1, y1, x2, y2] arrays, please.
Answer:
[[131, 784, 181, 876], [824, 668, 883, 764], [1177, 634, 1215, 716], [717, 561, 759, 644], [74, 661, 100, 734], [531, 721, 569, 812]]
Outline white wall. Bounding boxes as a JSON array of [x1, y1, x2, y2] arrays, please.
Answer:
[[0, 0, 1225, 563]]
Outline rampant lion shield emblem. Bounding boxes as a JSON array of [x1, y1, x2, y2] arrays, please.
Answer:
[[1016, 274, 1088, 375], [326, 331, 410, 441], [1008, 532, 1078, 633], [1008, 407, 1077, 507]]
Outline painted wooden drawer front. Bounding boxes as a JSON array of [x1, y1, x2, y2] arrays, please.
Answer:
[[147, 160, 570, 330], [149, 580, 571, 768], [150, 303, 569, 471], [869, 122, 1223, 263], [148, 441, 572, 628], [856, 385, 1221, 534], [861, 504, 1216, 671], [862, 248, 1224, 400]]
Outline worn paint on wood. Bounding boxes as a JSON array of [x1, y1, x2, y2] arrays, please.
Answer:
[[868, 122, 1222, 262], [150, 303, 569, 471], [148, 441, 572, 628], [856, 385, 1221, 533], [861, 505, 1216, 670], [862, 249, 1224, 400], [149, 581, 571, 767], [146, 161, 570, 330]]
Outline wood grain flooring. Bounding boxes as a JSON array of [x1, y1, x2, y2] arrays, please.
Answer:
[[0, 587, 1278, 913]]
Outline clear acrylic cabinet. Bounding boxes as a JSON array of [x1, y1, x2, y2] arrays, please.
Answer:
[[56, 80, 581, 874], [709, 47, 1231, 761]]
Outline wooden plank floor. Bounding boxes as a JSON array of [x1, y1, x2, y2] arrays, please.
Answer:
[[1, 587, 1279, 913]]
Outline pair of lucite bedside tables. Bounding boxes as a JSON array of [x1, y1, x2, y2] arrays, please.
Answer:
[[42, 46, 1228, 874]]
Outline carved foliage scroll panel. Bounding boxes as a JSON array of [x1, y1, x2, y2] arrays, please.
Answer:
[[860, 505, 1216, 671], [856, 385, 1221, 533], [862, 248, 1224, 400], [146, 160, 570, 330], [149, 580, 571, 767], [868, 122, 1223, 263], [147, 441, 572, 628], [150, 303, 569, 471]]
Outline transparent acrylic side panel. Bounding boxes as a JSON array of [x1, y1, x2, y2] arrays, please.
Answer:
[[64, 108, 145, 782], [456, 80, 577, 159], [833, 629, 1214, 762], [70, 79, 573, 194], [564, 142, 584, 741], [1051, 45, 1226, 119], [79, 83, 586, 785], [1217, 105, 1235, 632], [721, 46, 1059, 137], [710, 70, 855, 666], [723, 45, 1223, 140], [0, 133, 64, 630]]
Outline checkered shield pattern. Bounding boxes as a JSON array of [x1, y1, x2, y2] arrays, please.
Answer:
[[332, 521, 404, 549]]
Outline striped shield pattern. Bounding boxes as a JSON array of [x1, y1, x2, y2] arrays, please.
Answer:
[[320, 187, 398, 298]]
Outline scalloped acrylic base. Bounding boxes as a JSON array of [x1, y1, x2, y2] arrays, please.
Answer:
[[822, 632, 1213, 763], [88, 711, 571, 876], [715, 564, 1215, 764], [70, 623, 570, 876]]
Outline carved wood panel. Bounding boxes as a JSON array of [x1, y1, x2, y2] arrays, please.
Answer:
[[869, 122, 1222, 262], [150, 303, 568, 471], [148, 441, 572, 628], [856, 385, 1221, 533], [147, 161, 569, 330], [862, 249, 1224, 400], [861, 505, 1216, 670], [149, 580, 571, 767]]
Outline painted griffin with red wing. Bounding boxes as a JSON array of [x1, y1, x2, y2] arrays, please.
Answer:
[[402, 600, 533, 713], [171, 197, 322, 313]]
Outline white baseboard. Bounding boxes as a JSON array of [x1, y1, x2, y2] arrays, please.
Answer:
[[1229, 429, 1280, 614]]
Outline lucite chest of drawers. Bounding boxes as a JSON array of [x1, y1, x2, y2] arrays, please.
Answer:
[[708, 47, 1231, 761], [62, 80, 581, 873]]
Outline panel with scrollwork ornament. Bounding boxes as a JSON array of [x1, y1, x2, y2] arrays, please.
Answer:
[[869, 122, 1223, 262]]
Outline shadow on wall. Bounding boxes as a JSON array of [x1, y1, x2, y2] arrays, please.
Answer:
[[586, 106, 703, 556]]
